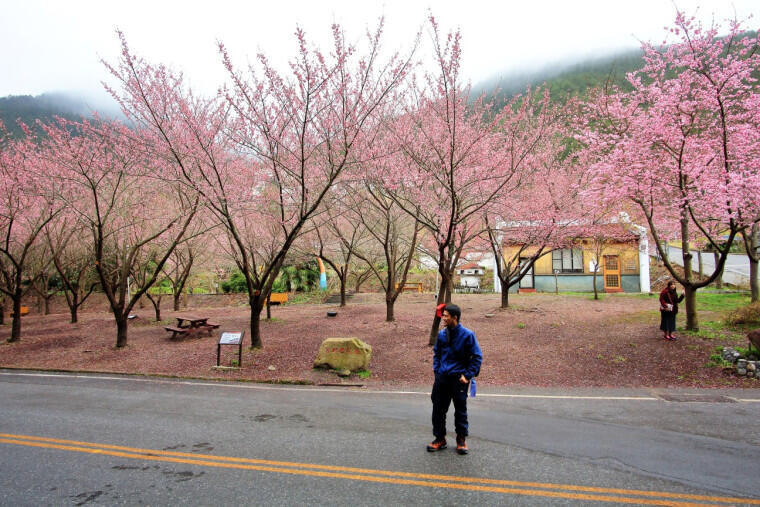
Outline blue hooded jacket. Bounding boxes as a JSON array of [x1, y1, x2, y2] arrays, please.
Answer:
[[433, 323, 482, 380]]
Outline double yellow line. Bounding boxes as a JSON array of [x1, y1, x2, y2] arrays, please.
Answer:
[[1, 432, 756, 506]]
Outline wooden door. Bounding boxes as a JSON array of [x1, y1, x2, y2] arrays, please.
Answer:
[[603, 255, 622, 292]]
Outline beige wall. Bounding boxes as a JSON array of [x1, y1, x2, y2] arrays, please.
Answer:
[[503, 241, 639, 275]]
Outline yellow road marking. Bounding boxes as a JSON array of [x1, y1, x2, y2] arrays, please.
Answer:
[[1, 433, 757, 506]]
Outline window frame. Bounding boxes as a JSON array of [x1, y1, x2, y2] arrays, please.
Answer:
[[552, 248, 584, 273]]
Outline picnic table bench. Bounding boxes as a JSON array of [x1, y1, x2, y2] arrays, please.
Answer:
[[268, 292, 288, 305], [8, 305, 29, 318], [395, 282, 424, 293], [165, 315, 219, 339]]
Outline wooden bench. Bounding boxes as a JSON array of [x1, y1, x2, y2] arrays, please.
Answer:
[[395, 282, 424, 293], [164, 326, 189, 340], [9, 306, 29, 318], [268, 292, 288, 305]]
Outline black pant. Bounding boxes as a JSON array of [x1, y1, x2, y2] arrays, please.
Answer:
[[431, 374, 469, 439]]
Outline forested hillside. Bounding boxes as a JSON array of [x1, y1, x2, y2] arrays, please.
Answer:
[[0, 93, 120, 137], [473, 48, 644, 107]]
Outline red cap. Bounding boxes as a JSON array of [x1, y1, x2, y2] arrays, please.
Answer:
[[435, 303, 446, 318]]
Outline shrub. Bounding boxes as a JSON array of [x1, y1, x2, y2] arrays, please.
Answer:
[[221, 271, 248, 293], [726, 302, 760, 325]]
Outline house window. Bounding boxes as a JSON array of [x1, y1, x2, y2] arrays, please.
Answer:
[[552, 248, 583, 273]]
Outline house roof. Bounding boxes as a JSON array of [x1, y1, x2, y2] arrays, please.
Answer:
[[458, 262, 482, 270], [501, 222, 640, 246]]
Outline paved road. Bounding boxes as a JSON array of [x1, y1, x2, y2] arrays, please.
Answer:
[[2, 370, 760, 506], [664, 246, 752, 287]]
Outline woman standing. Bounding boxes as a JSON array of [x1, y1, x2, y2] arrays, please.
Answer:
[[659, 281, 684, 340]]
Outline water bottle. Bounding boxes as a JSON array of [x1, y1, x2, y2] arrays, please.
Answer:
[[469, 379, 476, 398]]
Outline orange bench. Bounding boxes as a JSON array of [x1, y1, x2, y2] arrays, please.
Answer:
[[9, 306, 29, 317], [268, 292, 288, 305], [395, 282, 423, 293]]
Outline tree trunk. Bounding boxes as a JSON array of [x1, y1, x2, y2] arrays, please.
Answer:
[[747, 223, 759, 303], [683, 285, 698, 331], [250, 307, 262, 349], [69, 292, 80, 324], [713, 251, 723, 289], [339, 275, 347, 307], [697, 251, 703, 279], [8, 295, 22, 342], [115, 317, 128, 348], [145, 294, 162, 321], [0, 300, 4, 326], [428, 276, 447, 346], [385, 297, 394, 322], [593, 271, 599, 300], [266, 299, 271, 320], [249, 297, 264, 349], [500, 285, 509, 308], [173, 292, 181, 311], [43, 296, 50, 315]]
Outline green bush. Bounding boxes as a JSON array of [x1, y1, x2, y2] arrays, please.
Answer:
[[221, 271, 248, 293]]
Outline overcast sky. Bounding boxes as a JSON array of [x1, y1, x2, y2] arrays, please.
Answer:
[[2, 0, 759, 101]]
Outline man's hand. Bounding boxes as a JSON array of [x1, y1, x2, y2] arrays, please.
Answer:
[[459, 374, 468, 384]]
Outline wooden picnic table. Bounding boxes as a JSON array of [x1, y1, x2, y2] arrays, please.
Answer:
[[165, 315, 219, 339]]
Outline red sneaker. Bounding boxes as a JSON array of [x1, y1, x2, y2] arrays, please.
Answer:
[[456, 435, 468, 455], [426, 438, 447, 452]]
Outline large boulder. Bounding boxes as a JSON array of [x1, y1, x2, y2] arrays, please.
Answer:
[[314, 337, 372, 372], [748, 329, 760, 352]]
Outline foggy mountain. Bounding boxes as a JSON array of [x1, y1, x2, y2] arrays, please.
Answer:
[[472, 47, 644, 106], [0, 91, 123, 138]]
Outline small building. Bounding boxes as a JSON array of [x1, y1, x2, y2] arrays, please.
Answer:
[[501, 222, 650, 293], [456, 262, 485, 288]]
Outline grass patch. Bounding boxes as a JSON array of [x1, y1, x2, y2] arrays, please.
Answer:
[[516, 322, 526, 329], [357, 369, 371, 379], [695, 292, 750, 312], [286, 291, 328, 305]]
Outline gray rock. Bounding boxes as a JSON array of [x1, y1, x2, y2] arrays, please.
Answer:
[[747, 362, 757, 372], [337, 368, 352, 377], [737, 368, 747, 376], [737, 359, 748, 368]]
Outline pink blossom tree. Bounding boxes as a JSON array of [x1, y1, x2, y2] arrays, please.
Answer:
[[105, 22, 413, 348], [41, 118, 199, 347], [482, 100, 581, 308], [386, 18, 563, 344], [0, 122, 63, 342], [579, 13, 760, 329], [44, 215, 99, 323]]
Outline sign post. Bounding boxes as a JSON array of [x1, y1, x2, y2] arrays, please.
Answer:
[[217, 331, 244, 367]]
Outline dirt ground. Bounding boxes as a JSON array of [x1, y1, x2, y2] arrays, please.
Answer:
[[0, 292, 755, 389]]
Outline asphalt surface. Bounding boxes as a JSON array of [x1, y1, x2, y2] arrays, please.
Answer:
[[665, 246, 752, 287], [1, 370, 760, 506]]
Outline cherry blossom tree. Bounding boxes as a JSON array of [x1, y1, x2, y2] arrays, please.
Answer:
[[579, 13, 760, 329], [482, 100, 581, 308], [347, 180, 423, 321], [300, 191, 368, 308], [0, 122, 62, 342], [105, 21, 413, 348], [44, 216, 99, 323], [41, 118, 199, 347], [386, 18, 562, 344]]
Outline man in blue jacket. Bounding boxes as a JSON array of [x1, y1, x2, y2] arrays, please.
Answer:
[[427, 303, 482, 455]]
